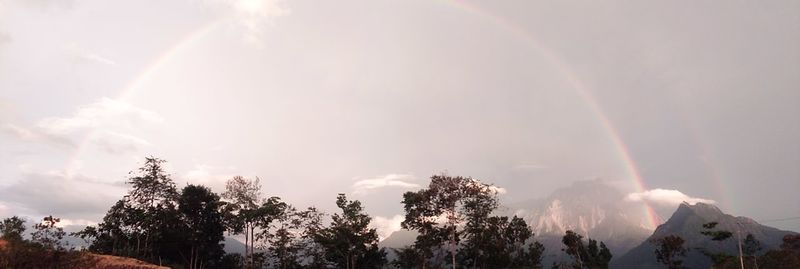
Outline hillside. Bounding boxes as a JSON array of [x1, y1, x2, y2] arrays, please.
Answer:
[[613, 202, 797, 268]]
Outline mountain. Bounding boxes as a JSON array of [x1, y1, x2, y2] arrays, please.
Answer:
[[507, 180, 653, 265], [378, 229, 417, 250], [223, 236, 247, 255], [613, 202, 798, 268]]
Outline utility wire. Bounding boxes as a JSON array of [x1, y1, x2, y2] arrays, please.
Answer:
[[757, 216, 800, 223]]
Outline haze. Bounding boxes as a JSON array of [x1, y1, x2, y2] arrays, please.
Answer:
[[0, 0, 798, 237]]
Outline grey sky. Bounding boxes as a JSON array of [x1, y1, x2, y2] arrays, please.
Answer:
[[0, 0, 798, 234]]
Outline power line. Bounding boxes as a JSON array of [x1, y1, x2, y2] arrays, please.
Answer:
[[757, 216, 800, 223]]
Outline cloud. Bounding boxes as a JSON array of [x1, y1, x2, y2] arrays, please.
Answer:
[[91, 130, 150, 154], [2, 98, 162, 154], [37, 97, 163, 135], [1, 123, 75, 147], [0, 32, 10, 45], [65, 44, 117, 66], [351, 174, 419, 195], [625, 188, 716, 206], [182, 164, 237, 192], [0, 170, 124, 219], [371, 214, 404, 241], [206, 0, 290, 45]]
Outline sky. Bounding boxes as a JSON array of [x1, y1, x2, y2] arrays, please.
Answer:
[[0, 0, 798, 237]]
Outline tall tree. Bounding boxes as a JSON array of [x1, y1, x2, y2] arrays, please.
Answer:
[[562, 230, 586, 268], [561, 230, 612, 269], [222, 175, 263, 267], [296, 207, 330, 268], [650, 235, 688, 269], [178, 184, 226, 269], [742, 233, 761, 269], [314, 193, 386, 269], [125, 156, 179, 260], [401, 174, 500, 268], [0, 216, 26, 242]]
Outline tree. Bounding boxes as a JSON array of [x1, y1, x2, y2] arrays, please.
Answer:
[[757, 234, 800, 269], [561, 230, 612, 269], [123, 156, 180, 260], [527, 241, 546, 268], [31, 215, 66, 250], [460, 215, 544, 268], [401, 174, 501, 268], [80, 157, 200, 266], [222, 175, 263, 268], [562, 230, 586, 268], [650, 235, 687, 269], [178, 184, 226, 269], [393, 247, 426, 269], [295, 207, 329, 268], [1, 216, 93, 268], [314, 193, 386, 269], [742, 233, 761, 268], [699, 222, 735, 267], [0, 216, 26, 242], [263, 205, 307, 269]]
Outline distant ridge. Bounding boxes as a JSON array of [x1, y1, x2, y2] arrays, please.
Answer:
[[613, 202, 798, 268]]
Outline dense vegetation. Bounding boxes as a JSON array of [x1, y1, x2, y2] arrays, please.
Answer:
[[2, 156, 797, 268], [649, 222, 800, 269]]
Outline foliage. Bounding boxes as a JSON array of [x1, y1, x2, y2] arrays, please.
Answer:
[[222, 175, 264, 268], [0, 216, 95, 268], [313, 193, 386, 269], [650, 235, 687, 269], [560, 230, 612, 269], [698, 221, 735, 267], [177, 184, 227, 268], [401, 174, 504, 268], [0, 216, 26, 242]]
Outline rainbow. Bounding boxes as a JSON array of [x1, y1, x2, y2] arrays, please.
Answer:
[[64, 19, 223, 178], [66, 2, 665, 228], [441, 0, 662, 228]]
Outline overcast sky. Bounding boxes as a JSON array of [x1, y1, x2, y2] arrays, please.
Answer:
[[0, 0, 798, 236]]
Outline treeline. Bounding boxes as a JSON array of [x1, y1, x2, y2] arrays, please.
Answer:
[[650, 222, 800, 269], [0, 157, 619, 269]]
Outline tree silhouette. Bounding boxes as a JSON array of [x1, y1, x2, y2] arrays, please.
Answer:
[[650, 235, 687, 269], [222, 175, 263, 268], [314, 193, 386, 269], [699, 221, 735, 267], [560, 230, 612, 269], [178, 184, 226, 269], [0, 216, 26, 242], [401, 174, 501, 268]]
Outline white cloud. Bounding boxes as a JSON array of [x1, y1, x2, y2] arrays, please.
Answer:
[[372, 214, 404, 241], [65, 44, 117, 66], [183, 164, 237, 192], [37, 97, 163, 135], [2, 123, 75, 146], [206, 0, 290, 45], [351, 174, 419, 195], [625, 188, 716, 206], [91, 130, 150, 154], [2, 98, 162, 154]]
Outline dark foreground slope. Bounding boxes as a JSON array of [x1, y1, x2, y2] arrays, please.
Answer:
[[613, 202, 796, 268]]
